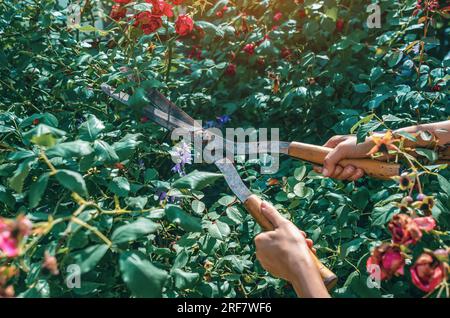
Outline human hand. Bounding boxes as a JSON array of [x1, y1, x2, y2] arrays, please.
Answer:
[[313, 135, 369, 181], [254, 202, 329, 297]]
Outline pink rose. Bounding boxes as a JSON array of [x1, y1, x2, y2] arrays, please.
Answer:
[[388, 214, 422, 246], [413, 216, 436, 232], [410, 252, 446, 293], [367, 243, 405, 280], [273, 12, 282, 22], [243, 43, 255, 55]]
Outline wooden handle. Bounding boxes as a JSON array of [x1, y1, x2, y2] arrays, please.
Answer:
[[244, 195, 338, 291], [288, 142, 400, 180]]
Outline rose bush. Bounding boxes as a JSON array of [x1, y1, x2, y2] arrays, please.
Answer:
[[0, 0, 449, 298]]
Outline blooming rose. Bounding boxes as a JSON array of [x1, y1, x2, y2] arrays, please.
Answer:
[[243, 43, 255, 55], [280, 47, 292, 59], [110, 5, 127, 21], [366, 243, 405, 280], [388, 214, 422, 245], [410, 252, 446, 292], [172, 0, 184, 4], [147, 0, 173, 17], [175, 15, 194, 36], [0, 216, 32, 258], [225, 63, 236, 76], [134, 11, 163, 34]]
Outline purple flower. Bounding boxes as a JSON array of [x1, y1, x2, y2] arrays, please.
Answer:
[[170, 141, 192, 175], [203, 120, 216, 129], [138, 159, 145, 170], [216, 115, 231, 125]]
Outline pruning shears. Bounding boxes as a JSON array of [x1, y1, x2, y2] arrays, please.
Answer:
[[101, 83, 340, 289]]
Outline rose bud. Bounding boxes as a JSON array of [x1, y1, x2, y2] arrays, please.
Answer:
[[42, 251, 60, 276], [388, 214, 422, 246], [412, 195, 434, 215], [410, 252, 446, 293], [366, 243, 405, 280]]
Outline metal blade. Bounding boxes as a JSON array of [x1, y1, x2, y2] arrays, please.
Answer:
[[101, 83, 195, 132], [213, 157, 252, 203]]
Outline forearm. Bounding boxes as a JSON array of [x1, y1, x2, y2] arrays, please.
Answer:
[[394, 120, 450, 146], [288, 246, 330, 298]]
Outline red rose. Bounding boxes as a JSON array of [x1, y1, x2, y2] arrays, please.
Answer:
[[175, 15, 194, 36], [366, 243, 405, 280], [134, 11, 162, 34], [388, 214, 422, 246], [273, 12, 282, 22], [410, 252, 446, 292], [32, 118, 40, 125], [225, 63, 236, 76], [110, 5, 127, 21], [413, 216, 436, 232], [336, 18, 345, 32], [172, 0, 184, 4], [243, 43, 255, 55], [147, 0, 173, 17], [431, 84, 441, 92]]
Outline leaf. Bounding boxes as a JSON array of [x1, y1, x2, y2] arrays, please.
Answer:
[[46, 141, 93, 158], [350, 114, 375, 134], [356, 121, 382, 143], [8, 159, 33, 193], [72, 244, 109, 274], [0, 185, 15, 208], [372, 205, 397, 226], [108, 177, 130, 197], [119, 252, 169, 298], [165, 204, 202, 232], [353, 83, 370, 93], [226, 206, 245, 224], [204, 220, 230, 240], [112, 133, 142, 161], [125, 196, 148, 210], [294, 166, 307, 181], [195, 21, 224, 37], [415, 148, 438, 162], [28, 172, 49, 208], [79, 114, 105, 141], [172, 170, 222, 190], [437, 174, 450, 197], [94, 140, 119, 163], [128, 87, 150, 108], [55, 170, 88, 196], [111, 218, 160, 244], [172, 268, 200, 290], [191, 200, 205, 214]]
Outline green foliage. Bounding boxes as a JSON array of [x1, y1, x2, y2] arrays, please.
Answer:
[[0, 0, 448, 298]]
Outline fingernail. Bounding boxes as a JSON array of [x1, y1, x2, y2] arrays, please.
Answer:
[[260, 202, 266, 210], [322, 168, 329, 176]]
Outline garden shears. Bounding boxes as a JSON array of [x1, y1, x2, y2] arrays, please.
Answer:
[[101, 83, 339, 289]]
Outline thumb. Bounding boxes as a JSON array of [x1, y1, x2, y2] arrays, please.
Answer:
[[260, 202, 285, 229], [322, 147, 345, 177]]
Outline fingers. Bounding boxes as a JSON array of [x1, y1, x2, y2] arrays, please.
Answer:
[[322, 135, 346, 148], [260, 202, 286, 228], [315, 164, 365, 181], [322, 146, 346, 177]]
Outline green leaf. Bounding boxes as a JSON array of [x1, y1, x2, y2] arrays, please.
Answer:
[[125, 196, 148, 210], [94, 140, 119, 163], [172, 170, 222, 190], [108, 177, 130, 197], [191, 200, 205, 214], [195, 21, 224, 37], [8, 159, 33, 193], [204, 220, 230, 240], [437, 174, 450, 197], [112, 133, 142, 161], [0, 185, 15, 208], [119, 252, 169, 298], [46, 141, 93, 158], [79, 114, 105, 141], [165, 204, 202, 232], [172, 268, 200, 290], [55, 170, 88, 196], [111, 218, 160, 244], [353, 83, 370, 93], [294, 166, 307, 181], [31, 134, 57, 148], [415, 148, 438, 162], [128, 88, 150, 108], [72, 244, 109, 274], [350, 114, 375, 134], [28, 172, 49, 208], [372, 205, 396, 226]]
